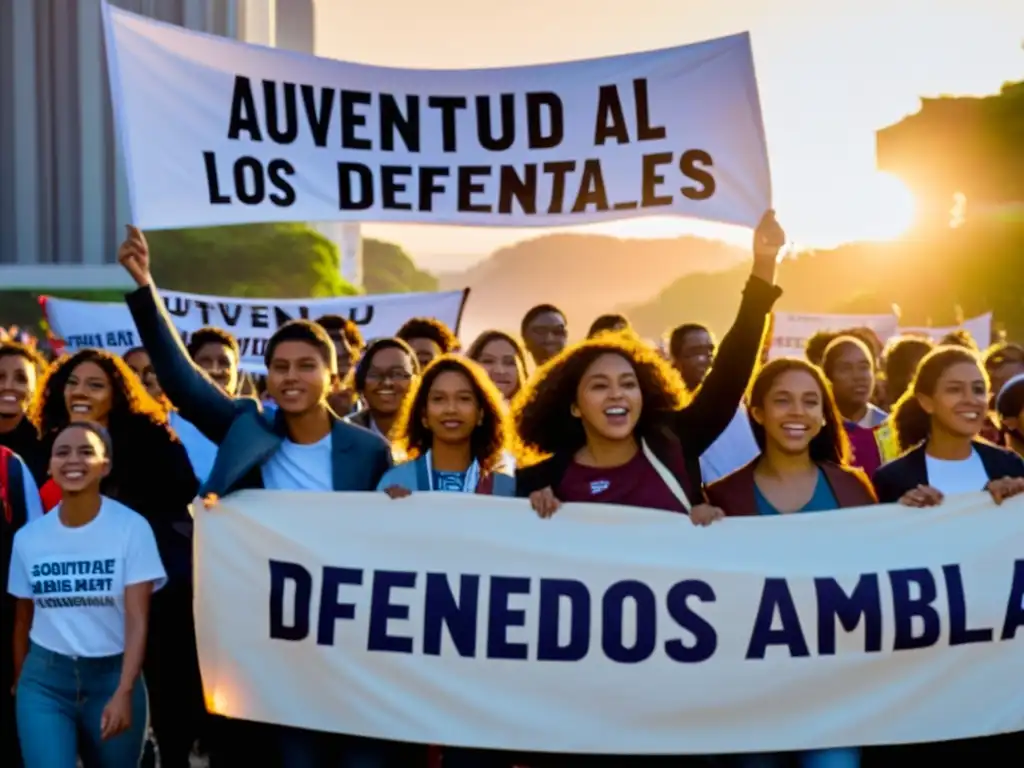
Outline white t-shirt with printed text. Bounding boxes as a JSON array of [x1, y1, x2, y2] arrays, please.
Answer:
[[7, 497, 167, 658]]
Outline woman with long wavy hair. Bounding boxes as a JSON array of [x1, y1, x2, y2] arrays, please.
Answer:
[[513, 211, 784, 525], [707, 358, 872, 768], [707, 358, 876, 518], [379, 355, 513, 498], [30, 349, 203, 768]]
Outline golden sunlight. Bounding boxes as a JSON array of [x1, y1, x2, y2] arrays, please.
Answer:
[[853, 172, 918, 241]]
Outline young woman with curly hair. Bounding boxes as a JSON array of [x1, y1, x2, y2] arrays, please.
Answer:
[[378, 355, 513, 497], [873, 346, 1024, 507], [29, 348, 203, 768], [514, 211, 785, 526]]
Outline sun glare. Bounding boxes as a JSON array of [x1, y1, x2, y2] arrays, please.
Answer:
[[854, 172, 918, 241]]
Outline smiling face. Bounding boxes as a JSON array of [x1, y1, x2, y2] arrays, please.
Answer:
[[364, 347, 416, 417], [573, 353, 642, 442], [423, 370, 481, 445], [63, 361, 114, 426], [50, 425, 110, 494], [194, 341, 239, 394], [0, 353, 36, 419], [476, 338, 523, 400], [752, 369, 825, 456], [266, 341, 331, 415], [918, 361, 988, 440]]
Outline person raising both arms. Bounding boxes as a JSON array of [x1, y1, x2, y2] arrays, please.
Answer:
[[514, 210, 784, 528], [117, 225, 399, 767], [8, 422, 166, 767], [378, 355, 514, 500]]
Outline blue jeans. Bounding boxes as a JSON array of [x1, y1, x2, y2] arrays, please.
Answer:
[[276, 726, 426, 767], [16, 642, 149, 767], [735, 748, 860, 768]]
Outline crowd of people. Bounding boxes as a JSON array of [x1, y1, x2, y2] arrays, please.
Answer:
[[1, 213, 1022, 767]]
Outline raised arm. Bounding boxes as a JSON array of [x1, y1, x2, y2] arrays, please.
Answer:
[[673, 211, 784, 457], [119, 226, 236, 444]]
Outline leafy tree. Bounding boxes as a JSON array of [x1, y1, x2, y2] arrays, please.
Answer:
[[146, 223, 357, 297], [362, 238, 438, 294]]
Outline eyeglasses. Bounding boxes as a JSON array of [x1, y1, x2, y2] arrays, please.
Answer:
[[366, 369, 413, 383]]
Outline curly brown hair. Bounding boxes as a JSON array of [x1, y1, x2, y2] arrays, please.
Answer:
[[511, 335, 688, 465], [393, 355, 510, 472], [30, 348, 169, 441]]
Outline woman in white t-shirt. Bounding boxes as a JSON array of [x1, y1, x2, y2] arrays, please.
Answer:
[[7, 422, 166, 767], [874, 346, 1024, 506]]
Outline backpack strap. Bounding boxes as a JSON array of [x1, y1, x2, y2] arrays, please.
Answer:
[[641, 439, 693, 513]]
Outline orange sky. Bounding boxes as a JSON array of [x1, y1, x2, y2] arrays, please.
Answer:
[[314, 0, 1023, 269]]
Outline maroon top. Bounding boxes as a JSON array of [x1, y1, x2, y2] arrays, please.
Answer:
[[556, 451, 687, 514]]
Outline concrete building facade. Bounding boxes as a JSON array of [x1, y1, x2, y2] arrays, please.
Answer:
[[0, 0, 361, 291]]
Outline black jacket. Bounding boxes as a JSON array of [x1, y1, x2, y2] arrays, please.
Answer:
[[873, 440, 1024, 503]]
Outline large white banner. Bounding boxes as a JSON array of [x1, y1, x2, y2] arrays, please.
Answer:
[[195, 491, 1024, 753], [901, 313, 993, 348], [42, 288, 468, 372], [769, 313, 900, 360], [102, 5, 771, 230], [769, 311, 994, 360]]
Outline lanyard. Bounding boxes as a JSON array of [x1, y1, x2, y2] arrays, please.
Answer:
[[425, 450, 480, 493]]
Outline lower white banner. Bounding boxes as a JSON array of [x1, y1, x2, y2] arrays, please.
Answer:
[[42, 288, 469, 372], [195, 491, 1024, 753]]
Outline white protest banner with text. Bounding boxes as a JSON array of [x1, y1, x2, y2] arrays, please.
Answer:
[[42, 288, 468, 372], [900, 313, 993, 347], [195, 491, 1024, 753], [103, 5, 770, 230], [769, 312, 899, 360]]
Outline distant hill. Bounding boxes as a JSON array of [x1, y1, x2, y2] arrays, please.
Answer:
[[362, 238, 438, 294], [625, 216, 1024, 343], [438, 233, 746, 342]]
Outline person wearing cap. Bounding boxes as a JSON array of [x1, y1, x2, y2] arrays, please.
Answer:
[[996, 372, 1024, 458]]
